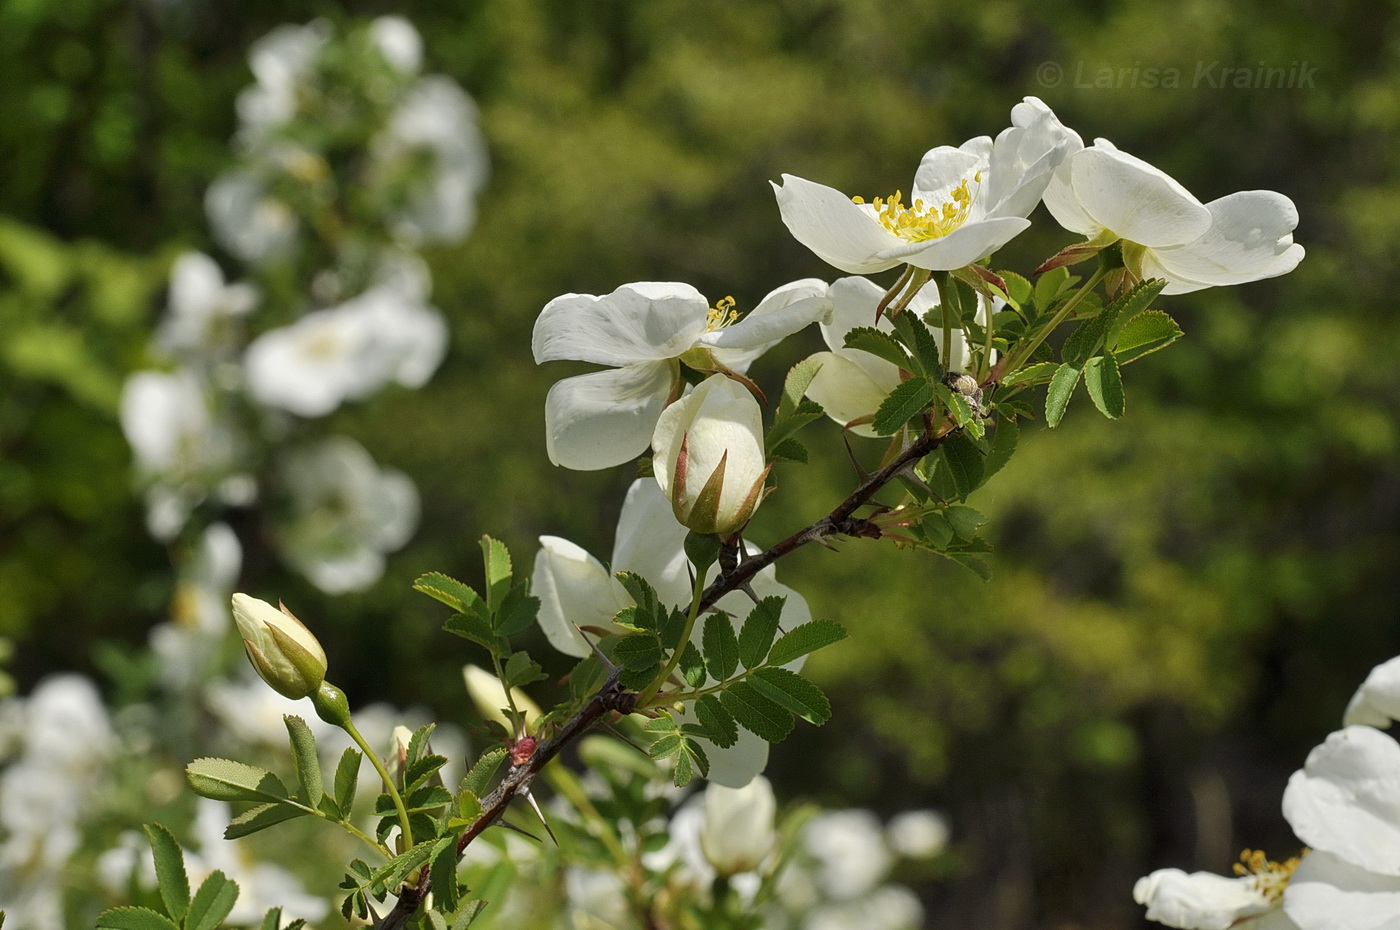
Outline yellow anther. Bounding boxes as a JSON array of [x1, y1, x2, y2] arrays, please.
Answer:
[[1233, 849, 1305, 904], [705, 296, 739, 332], [852, 175, 981, 243]]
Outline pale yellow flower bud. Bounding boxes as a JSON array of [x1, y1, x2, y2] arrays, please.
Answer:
[[230, 593, 328, 699]]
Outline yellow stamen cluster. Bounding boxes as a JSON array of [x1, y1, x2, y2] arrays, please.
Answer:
[[853, 172, 981, 243], [1233, 848, 1305, 904], [705, 296, 739, 332]]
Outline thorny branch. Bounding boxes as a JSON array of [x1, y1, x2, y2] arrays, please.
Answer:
[[374, 424, 953, 928]]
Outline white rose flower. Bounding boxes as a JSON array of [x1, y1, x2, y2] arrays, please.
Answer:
[[1043, 138, 1303, 294], [700, 776, 778, 876], [533, 279, 830, 470], [774, 97, 1080, 275]]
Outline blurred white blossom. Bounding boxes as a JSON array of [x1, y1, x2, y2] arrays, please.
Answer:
[[156, 251, 257, 359], [886, 809, 950, 860], [802, 809, 894, 899], [272, 437, 419, 593]]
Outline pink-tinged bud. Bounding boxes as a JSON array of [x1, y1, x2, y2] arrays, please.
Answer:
[[651, 374, 770, 537], [230, 593, 328, 699]]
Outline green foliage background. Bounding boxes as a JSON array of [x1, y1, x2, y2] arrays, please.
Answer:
[[4, 0, 1397, 925]]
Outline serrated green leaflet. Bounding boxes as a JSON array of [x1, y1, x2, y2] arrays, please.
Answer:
[[442, 611, 498, 651], [893, 310, 942, 378], [1112, 310, 1182, 363], [503, 651, 548, 689], [719, 681, 794, 743], [766, 403, 824, 454], [143, 824, 188, 923], [1104, 278, 1167, 345], [431, 836, 461, 912], [872, 376, 934, 435], [462, 747, 508, 797], [702, 613, 739, 680], [941, 432, 985, 500], [679, 641, 707, 687], [999, 270, 1033, 307], [921, 511, 954, 548], [479, 536, 512, 610], [1085, 353, 1125, 418], [739, 597, 783, 669], [768, 437, 809, 465], [406, 755, 448, 794], [768, 619, 847, 666], [412, 572, 484, 614], [1045, 362, 1082, 428], [749, 668, 832, 725], [225, 802, 309, 839], [186, 758, 290, 804], [779, 356, 825, 420], [334, 748, 360, 815], [613, 633, 663, 671], [694, 694, 738, 748], [984, 417, 1019, 481], [1033, 265, 1071, 315], [186, 871, 238, 930], [494, 585, 540, 637], [95, 907, 181, 930], [1003, 361, 1059, 386], [284, 715, 321, 805], [843, 327, 909, 369]]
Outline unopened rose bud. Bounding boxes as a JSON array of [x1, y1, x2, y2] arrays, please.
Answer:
[[230, 593, 328, 699], [652, 374, 770, 537], [700, 775, 777, 876]]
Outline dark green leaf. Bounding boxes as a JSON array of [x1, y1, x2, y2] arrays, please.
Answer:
[[1084, 353, 1125, 418], [749, 668, 832, 725], [431, 837, 461, 912], [1112, 309, 1182, 363], [260, 908, 283, 930], [94, 907, 180, 930], [441, 611, 500, 652], [186, 871, 239, 930], [843, 326, 910, 369], [945, 552, 993, 580], [892, 311, 942, 377], [1044, 363, 1082, 428], [407, 785, 454, 813], [944, 505, 986, 541], [767, 437, 809, 465], [738, 597, 784, 669], [413, 573, 484, 615], [284, 716, 322, 805], [719, 682, 794, 743], [678, 641, 707, 687], [493, 585, 540, 637], [767, 620, 848, 667], [694, 694, 738, 748], [186, 759, 290, 804], [613, 633, 663, 672], [920, 511, 955, 548], [1002, 361, 1059, 386], [615, 571, 660, 616], [702, 613, 739, 681], [405, 755, 448, 794], [983, 416, 1019, 481], [334, 748, 360, 817], [142, 824, 188, 924], [941, 432, 985, 500], [871, 376, 935, 435], [1033, 266, 1071, 315], [503, 651, 548, 690], [659, 607, 689, 650], [224, 803, 309, 840]]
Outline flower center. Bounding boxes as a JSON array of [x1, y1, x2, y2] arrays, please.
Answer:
[[854, 174, 981, 243], [705, 296, 739, 332], [1233, 848, 1305, 904]]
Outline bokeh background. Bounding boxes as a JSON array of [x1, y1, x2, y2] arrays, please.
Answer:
[[3, 0, 1396, 926]]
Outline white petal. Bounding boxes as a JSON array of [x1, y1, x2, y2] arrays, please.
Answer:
[[1064, 144, 1212, 248], [542, 363, 674, 471], [610, 478, 691, 608], [985, 97, 1084, 218], [772, 175, 906, 275], [1284, 850, 1400, 930], [1282, 726, 1400, 875], [1344, 656, 1400, 729], [1140, 191, 1304, 295], [532, 537, 629, 658], [532, 282, 710, 366], [875, 215, 1032, 271], [704, 279, 831, 372], [911, 145, 989, 207], [1133, 868, 1278, 930], [821, 276, 891, 349], [803, 350, 898, 436]]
